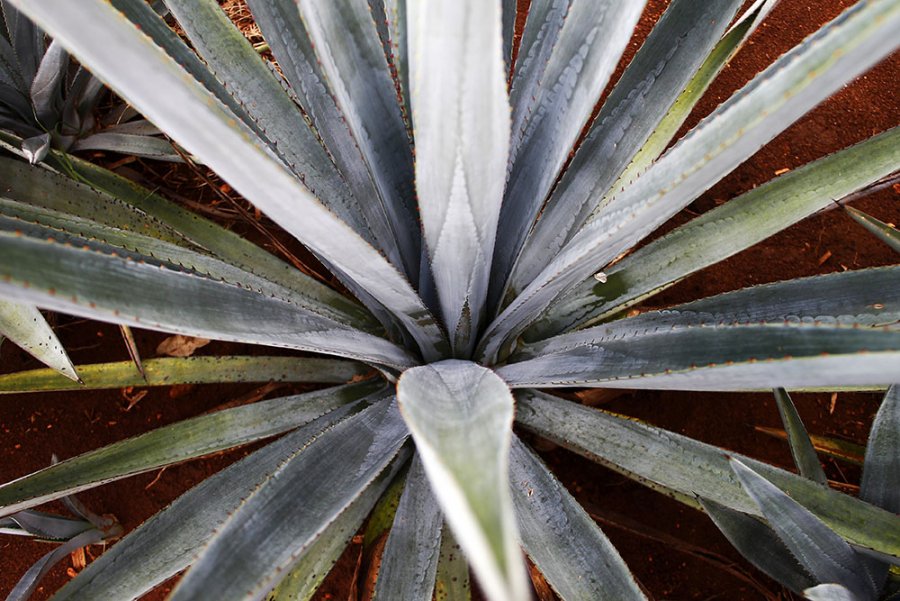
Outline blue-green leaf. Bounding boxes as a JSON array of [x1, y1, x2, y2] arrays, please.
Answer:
[[51, 401, 374, 600], [730, 459, 879, 600], [510, 436, 646, 600], [700, 498, 816, 595], [407, 0, 511, 354], [397, 360, 529, 601], [374, 456, 443, 601], [515, 390, 900, 560], [168, 399, 409, 601], [480, 0, 900, 361], [0, 382, 382, 518], [774, 388, 828, 484], [0, 299, 78, 381]]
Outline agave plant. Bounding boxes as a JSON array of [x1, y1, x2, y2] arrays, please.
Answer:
[[0, 0, 898, 599], [0, 0, 178, 164]]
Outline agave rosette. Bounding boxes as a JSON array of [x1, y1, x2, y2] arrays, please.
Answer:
[[0, 0, 898, 599]]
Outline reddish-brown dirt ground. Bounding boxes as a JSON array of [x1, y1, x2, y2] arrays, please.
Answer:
[[1, 0, 898, 599]]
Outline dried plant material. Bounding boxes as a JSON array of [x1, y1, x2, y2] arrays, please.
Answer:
[[70, 546, 87, 570], [156, 335, 210, 357]]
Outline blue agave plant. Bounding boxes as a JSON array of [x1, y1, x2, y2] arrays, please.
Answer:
[[0, 0, 898, 599]]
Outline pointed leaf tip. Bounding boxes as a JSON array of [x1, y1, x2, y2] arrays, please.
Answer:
[[397, 360, 529, 601]]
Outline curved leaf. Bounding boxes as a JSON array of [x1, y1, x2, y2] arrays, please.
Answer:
[[0, 299, 78, 381], [0, 382, 382, 518], [407, 0, 511, 354], [8, 0, 448, 360], [515, 390, 900, 560], [397, 360, 529, 601], [510, 436, 646, 600], [168, 399, 409, 601], [7, 528, 106, 601]]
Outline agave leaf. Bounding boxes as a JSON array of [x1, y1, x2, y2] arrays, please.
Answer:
[[162, 0, 373, 234], [45, 150, 379, 331], [700, 498, 816, 595], [101, 118, 161, 136], [804, 584, 864, 601], [29, 37, 66, 125], [407, 0, 511, 355], [107, 0, 270, 145], [0, 355, 368, 394], [846, 206, 900, 254], [731, 459, 879, 600], [70, 131, 181, 161], [0, 155, 190, 246], [492, 0, 647, 303], [20, 131, 50, 163], [7, 528, 106, 601], [434, 525, 471, 601], [51, 401, 374, 601], [507, 0, 745, 300], [374, 456, 444, 601], [265, 453, 407, 601], [0, 225, 417, 370], [167, 399, 409, 601], [501, 0, 515, 66], [0, 299, 78, 381], [773, 388, 827, 484], [528, 126, 900, 338], [0, 382, 382, 518], [117, 324, 145, 380], [245, 0, 417, 279], [7, 0, 448, 360], [509, 436, 646, 600], [1, 509, 92, 541], [500, 271, 900, 390], [0, 0, 42, 88], [515, 390, 900, 560], [297, 0, 421, 278], [397, 360, 528, 601], [615, 0, 780, 192], [0, 193, 376, 332], [480, 0, 900, 361], [861, 386, 899, 513], [383, 0, 411, 125]]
